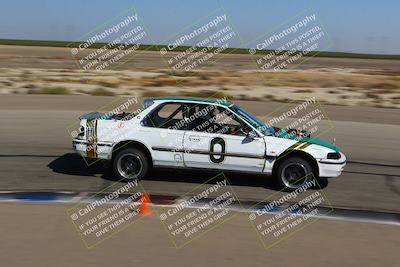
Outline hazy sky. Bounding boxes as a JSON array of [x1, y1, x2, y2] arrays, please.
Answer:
[[0, 0, 399, 54]]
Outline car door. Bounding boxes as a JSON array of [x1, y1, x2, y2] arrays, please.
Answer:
[[140, 102, 187, 167], [183, 104, 266, 172]]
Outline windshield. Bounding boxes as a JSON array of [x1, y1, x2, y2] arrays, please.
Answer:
[[230, 105, 275, 136]]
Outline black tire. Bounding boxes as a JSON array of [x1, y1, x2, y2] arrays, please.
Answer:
[[112, 148, 150, 181], [276, 157, 314, 191]]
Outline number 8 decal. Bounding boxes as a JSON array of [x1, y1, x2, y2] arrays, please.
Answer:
[[210, 137, 225, 163]]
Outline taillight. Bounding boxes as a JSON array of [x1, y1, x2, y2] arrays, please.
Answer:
[[78, 126, 85, 138]]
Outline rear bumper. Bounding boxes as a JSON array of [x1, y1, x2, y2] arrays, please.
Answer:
[[317, 152, 346, 178], [72, 139, 113, 160]]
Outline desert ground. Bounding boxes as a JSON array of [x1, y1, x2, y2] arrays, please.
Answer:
[[1, 45, 400, 108]]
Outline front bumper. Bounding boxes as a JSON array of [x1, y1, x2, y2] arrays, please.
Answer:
[[317, 152, 346, 177], [72, 139, 113, 160]]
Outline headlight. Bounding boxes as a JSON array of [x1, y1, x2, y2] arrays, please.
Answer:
[[327, 152, 341, 160]]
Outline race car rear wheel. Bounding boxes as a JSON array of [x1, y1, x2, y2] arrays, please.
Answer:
[[276, 157, 314, 191], [113, 148, 149, 181]]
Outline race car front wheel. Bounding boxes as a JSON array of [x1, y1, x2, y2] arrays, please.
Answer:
[[113, 148, 149, 181], [276, 157, 314, 191]]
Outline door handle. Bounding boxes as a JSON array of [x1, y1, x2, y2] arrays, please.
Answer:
[[189, 136, 200, 142]]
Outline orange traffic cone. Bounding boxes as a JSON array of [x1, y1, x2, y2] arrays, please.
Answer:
[[139, 192, 151, 215]]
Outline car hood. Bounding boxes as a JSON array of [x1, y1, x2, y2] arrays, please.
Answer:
[[273, 128, 340, 152]]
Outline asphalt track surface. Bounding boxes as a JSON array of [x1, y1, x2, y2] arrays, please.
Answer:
[[0, 202, 399, 267], [1, 95, 399, 213]]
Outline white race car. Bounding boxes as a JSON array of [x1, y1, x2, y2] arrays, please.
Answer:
[[73, 97, 346, 191]]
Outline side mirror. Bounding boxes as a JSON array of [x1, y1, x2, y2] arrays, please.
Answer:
[[242, 129, 259, 144], [248, 130, 258, 139]]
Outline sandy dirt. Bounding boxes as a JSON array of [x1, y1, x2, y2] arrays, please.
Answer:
[[1, 45, 400, 108]]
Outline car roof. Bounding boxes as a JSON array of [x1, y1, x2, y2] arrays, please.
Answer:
[[148, 96, 234, 107]]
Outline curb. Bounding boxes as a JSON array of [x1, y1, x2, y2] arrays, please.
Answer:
[[0, 191, 399, 226]]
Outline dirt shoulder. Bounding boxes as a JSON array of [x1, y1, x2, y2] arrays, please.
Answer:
[[1, 45, 400, 109]]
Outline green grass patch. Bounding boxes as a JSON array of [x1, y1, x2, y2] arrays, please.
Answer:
[[1, 38, 399, 61], [142, 90, 171, 97], [27, 87, 71, 95], [89, 88, 116, 96]]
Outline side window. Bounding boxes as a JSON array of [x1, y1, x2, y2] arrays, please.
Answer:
[[186, 104, 215, 132], [187, 104, 250, 136], [214, 107, 251, 136], [142, 103, 186, 129]]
